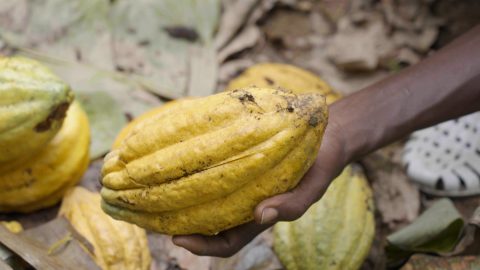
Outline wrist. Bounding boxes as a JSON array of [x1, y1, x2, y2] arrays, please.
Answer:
[[325, 101, 357, 165]]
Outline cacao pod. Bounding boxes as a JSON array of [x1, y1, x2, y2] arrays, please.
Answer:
[[112, 99, 192, 149], [0, 102, 90, 213], [59, 187, 151, 270], [226, 63, 342, 105], [101, 87, 328, 235], [273, 166, 375, 270], [0, 56, 74, 166]]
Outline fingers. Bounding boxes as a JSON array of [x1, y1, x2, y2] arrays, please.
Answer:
[[254, 132, 347, 224], [254, 158, 333, 224], [172, 222, 270, 257]]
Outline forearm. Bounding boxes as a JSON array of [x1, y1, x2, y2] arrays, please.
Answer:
[[331, 25, 480, 162]]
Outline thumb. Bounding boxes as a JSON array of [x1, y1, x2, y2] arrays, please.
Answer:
[[253, 162, 335, 224]]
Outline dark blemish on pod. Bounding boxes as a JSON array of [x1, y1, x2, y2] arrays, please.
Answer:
[[286, 103, 294, 113], [264, 76, 274, 85], [308, 116, 319, 127], [35, 102, 70, 132], [238, 92, 255, 103], [125, 112, 134, 122]]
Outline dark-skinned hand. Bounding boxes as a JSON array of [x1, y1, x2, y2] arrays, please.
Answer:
[[171, 114, 348, 257], [172, 24, 480, 257]]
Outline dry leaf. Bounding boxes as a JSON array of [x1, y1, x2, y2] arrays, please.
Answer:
[[246, 0, 279, 25], [214, 0, 258, 50], [262, 9, 313, 49], [317, 0, 351, 22], [310, 11, 333, 36], [110, 0, 220, 98], [382, 0, 443, 31], [210, 229, 282, 270], [21, 217, 100, 270], [326, 14, 395, 71], [76, 91, 128, 160], [218, 26, 261, 63], [447, 206, 480, 256], [187, 45, 218, 97], [0, 219, 98, 270], [218, 58, 254, 88], [392, 27, 439, 53], [401, 254, 480, 270], [362, 144, 420, 229], [147, 234, 212, 270]]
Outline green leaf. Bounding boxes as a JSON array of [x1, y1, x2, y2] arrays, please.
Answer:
[[109, 0, 220, 97], [76, 91, 127, 160], [386, 198, 464, 265]]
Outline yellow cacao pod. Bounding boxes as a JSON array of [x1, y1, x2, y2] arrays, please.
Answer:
[[0, 56, 74, 166], [226, 63, 342, 105], [101, 87, 328, 235], [59, 187, 151, 270], [112, 99, 192, 149], [0, 102, 90, 213], [273, 166, 375, 270]]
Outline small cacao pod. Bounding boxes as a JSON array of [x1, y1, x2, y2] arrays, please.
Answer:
[[0, 56, 74, 166], [59, 187, 151, 270], [101, 87, 328, 235], [0, 102, 90, 213], [226, 63, 342, 105], [273, 166, 375, 270]]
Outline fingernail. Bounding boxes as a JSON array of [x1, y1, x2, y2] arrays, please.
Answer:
[[260, 208, 278, 224], [172, 236, 184, 246]]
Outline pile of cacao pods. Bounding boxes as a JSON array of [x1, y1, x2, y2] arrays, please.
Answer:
[[1, 57, 374, 269], [0, 56, 90, 212], [0, 56, 152, 270]]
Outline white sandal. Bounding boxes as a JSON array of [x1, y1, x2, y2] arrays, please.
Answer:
[[402, 112, 480, 197]]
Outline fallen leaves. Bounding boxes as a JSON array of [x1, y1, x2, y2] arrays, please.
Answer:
[[401, 255, 480, 270], [76, 91, 127, 159], [386, 199, 464, 266], [0, 218, 100, 270], [363, 144, 421, 229], [210, 229, 282, 270], [326, 15, 395, 71], [0, 0, 221, 162]]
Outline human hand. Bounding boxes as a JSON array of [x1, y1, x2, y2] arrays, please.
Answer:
[[172, 110, 350, 257], [172, 24, 480, 257]]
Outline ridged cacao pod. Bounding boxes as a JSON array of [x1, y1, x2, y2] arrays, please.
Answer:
[[226, 63, 342, 105], [112, 99, 191, 149], [0, 56, 74, 166], [273, 166, 375, 270], [59, 187, 151, 270], [113, 64, 339, 149], [101, 87, 328, 235], [0, 102, 90, 213]]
